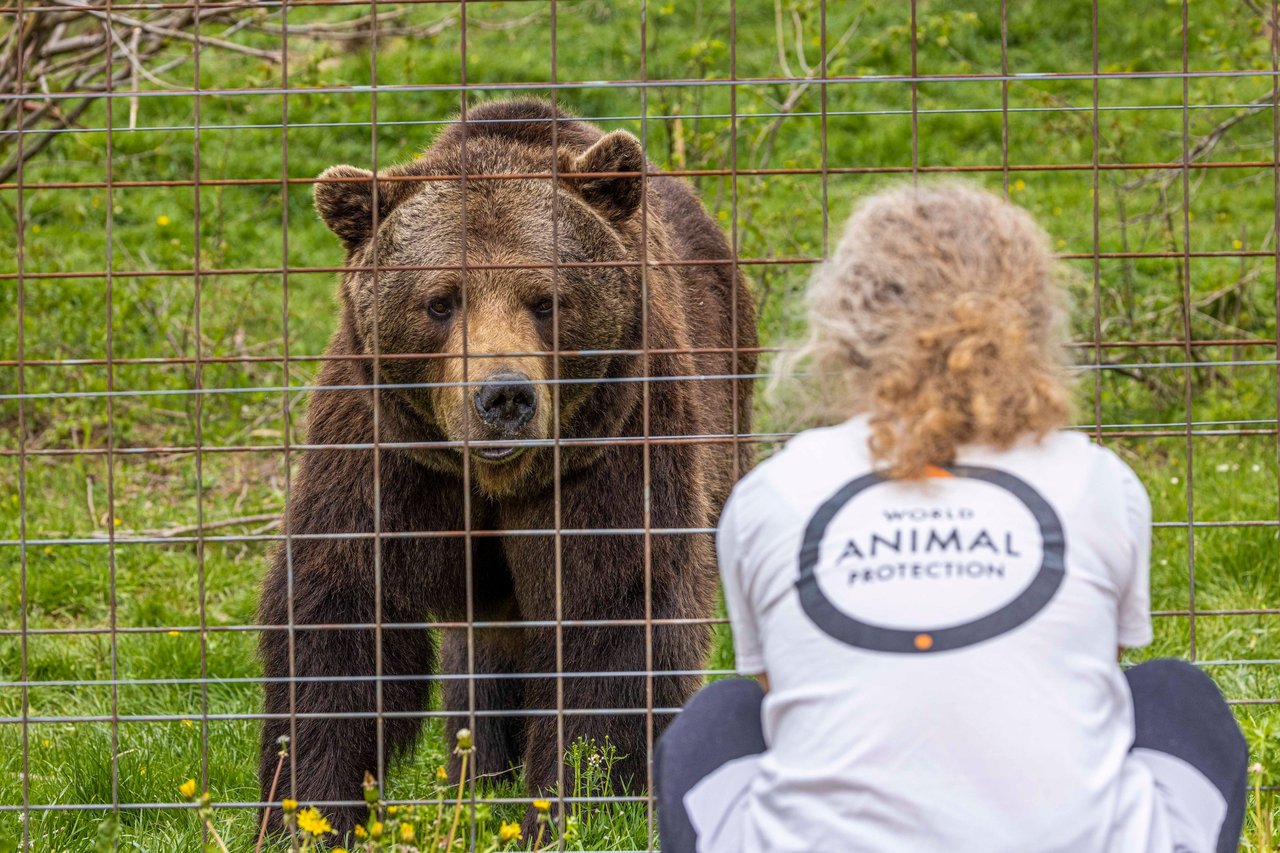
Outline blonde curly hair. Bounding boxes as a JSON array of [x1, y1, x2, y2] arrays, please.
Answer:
[[771, 183, 1074, 478]]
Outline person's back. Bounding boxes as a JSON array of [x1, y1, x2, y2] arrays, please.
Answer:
[[655, 183, 1248, 853], [724, 420, 1148, 851]]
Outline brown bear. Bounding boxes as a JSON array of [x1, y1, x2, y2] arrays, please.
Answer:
[[257, 98, 756, 835]]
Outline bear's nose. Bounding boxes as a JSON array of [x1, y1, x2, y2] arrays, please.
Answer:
[[473, 371, 537, 432]]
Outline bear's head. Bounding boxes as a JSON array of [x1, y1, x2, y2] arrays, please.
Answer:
[[314, 128, 647, 496]]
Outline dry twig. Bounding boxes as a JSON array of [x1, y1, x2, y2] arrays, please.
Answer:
[[1, 0, 275, 182]]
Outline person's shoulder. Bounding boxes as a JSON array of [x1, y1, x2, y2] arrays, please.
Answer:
[[728, 417, 872, 513], [1042, 430, 1144, 485], [1001, 430, 1149, 514], [741, 418, 869, 487]]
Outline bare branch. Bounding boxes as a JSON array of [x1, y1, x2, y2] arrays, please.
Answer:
[[48, 0, 282, 62], [1, 0, 276, 179]]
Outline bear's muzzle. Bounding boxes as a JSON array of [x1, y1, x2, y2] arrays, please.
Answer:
[[472, 370, 538, 459]]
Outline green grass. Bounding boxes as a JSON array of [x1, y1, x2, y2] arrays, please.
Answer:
[[2, 0, 1279, 849]]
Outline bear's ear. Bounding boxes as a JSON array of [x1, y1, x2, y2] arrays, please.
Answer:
[[314, 165, 410, 251], [564, 131, 645, 224]]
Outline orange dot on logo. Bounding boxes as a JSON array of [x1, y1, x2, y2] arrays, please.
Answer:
[[914, 633, 934, 651]]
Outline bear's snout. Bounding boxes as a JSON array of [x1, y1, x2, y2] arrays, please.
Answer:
[[473, 371, 538, 436]]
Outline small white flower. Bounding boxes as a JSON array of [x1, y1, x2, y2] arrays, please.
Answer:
[[1215, 464, 1230, 473], [1170, 476, 1180, 485], [1253, 464, 1262, 473]]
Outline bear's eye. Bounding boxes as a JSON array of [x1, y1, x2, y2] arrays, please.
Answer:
[[426, 298, 453, 319], [532, 298, 555, 318]]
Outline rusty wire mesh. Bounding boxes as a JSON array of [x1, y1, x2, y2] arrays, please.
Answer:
[[3, 0, 1280, 850]]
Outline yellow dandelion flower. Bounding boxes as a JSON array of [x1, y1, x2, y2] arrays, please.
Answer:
[[435, 766, 448, 782], [399, 823, 414, 842], [296, 807, 333, 836], [533, 799, 551, 813], [179, 778, 197, 800], [498, 820, 522, 843], [167, 630, 180, 637], [1057, 239, 1066, 249], [113, 517, 122, 526], [387, 805, 398, 816], [1013, 179, 1026, 192], [1232, 239, 1243, 250], [281, 798, 297, 814], [42, 546, 52, 556], [156, 215, 171, 227], [354, 825, 368, 839], [369, 821, 384, 839], [41, 739, 50, 748], [180, 719, 193, 728]]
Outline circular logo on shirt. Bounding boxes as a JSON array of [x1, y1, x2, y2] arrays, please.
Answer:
[[796, 465, 1065, 653]]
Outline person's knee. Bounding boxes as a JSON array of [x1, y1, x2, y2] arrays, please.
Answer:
[[1127, 658, 1212, 697], [1127, 659, 1231, 724], [687, 676, 764, 711], [671, 678, 763, 736], [659, 678, 765, 774], [656, 678, 765, 852], [1128, 660, 1230, 720], [1127, 658, 1248, 766]]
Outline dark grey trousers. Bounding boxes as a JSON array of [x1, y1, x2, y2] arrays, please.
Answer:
[[655, 660, 1248, 853]]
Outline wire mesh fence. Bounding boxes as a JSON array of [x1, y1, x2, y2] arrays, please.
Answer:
[[2, 0, 1279, 850]]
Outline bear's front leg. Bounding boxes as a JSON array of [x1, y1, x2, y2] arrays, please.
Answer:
[[258, 536, 438, 833], [512, 616, 711, 840], [500, 442, 717, 839], [257, 445, 465, 834]]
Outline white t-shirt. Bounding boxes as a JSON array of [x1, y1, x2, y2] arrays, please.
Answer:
[[716, 416, 1154, 852]]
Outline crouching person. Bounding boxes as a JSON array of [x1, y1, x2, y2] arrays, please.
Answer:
[[656, 184, 1247, 853]]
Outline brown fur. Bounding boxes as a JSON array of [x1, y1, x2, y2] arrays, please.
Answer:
[[258, 99, 756, 834]]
